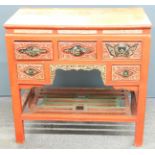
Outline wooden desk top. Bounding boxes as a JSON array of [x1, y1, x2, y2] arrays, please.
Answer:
[[4, 8, 151, 29]]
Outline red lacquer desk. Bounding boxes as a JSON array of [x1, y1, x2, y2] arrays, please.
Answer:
[[4, 8, 151, 146]]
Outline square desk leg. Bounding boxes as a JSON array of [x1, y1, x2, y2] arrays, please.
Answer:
[[6, 36, 25, 143], [134, 85, 147, 146], [11, 86, 25, 143], [134, 36, 150, 146]]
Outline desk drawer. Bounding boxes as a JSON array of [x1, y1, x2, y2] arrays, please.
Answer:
[[14, 41, 53, 60], [112, 65, 140, 81], [103, 42, 141, 60], [58, 41, 97, 60], [17, 63, 45, 81]]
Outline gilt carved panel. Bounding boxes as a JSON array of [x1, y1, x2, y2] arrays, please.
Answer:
[[50, 64, 106, 84]]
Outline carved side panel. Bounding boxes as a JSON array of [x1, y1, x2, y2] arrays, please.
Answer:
[[103, 42, 142, 60], [17, 64, 45, 80], [58, 42, 97, 60], [112, 65, 140, 81], [14, 41, 53, 60]]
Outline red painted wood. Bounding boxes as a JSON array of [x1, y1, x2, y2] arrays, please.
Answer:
[[4, 8, 151, 146]]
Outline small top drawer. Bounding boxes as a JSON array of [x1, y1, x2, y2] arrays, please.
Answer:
[[103, 41, 142, 60], [14, 41, 53, 60], [58, 41, 97, 60], [112, 65, 140, 81]]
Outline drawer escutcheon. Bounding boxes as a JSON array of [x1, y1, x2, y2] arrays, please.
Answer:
[[63, 45, 92, 56], [106, 43, 138, 57], [18, 46, 48, 57], [103, 42, 141, 60], [117, 69, 134, 78], [23, 67, 40, 76], [14, 41, 53, 60]]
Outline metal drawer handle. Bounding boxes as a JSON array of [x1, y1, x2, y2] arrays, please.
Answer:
[[63, 45, 91, 56], [122, 70, 130, 77], [106, 43, 138, 57], [18, 46, 48, 57], [23, 67, 39, 76]]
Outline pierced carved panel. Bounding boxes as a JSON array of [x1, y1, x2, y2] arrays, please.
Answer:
[[58, 42, 97, 60], [14, 41, 53, 60], [17, 64, 45, 80], [50, 64, 106, 84], [112, 65, 140, 81], [103, 42, 142, 60]]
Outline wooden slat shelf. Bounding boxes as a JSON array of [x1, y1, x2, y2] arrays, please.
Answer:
[[22, 86, 135, 119]]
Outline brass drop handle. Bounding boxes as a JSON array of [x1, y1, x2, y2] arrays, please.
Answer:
[[18, 46, 47, 57], [24, 68, 39, 76], [64, 45, 90, 56], [117, 44, 129, 53], [122, 70, 129, 77]]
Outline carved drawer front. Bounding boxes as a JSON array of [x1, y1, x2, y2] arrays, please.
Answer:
[[14, 41, 53, 60], [17, 63, 45, 81], [112, 65, 140, 81], [103, 42, 141, 60], [58, 41, 97, 60]]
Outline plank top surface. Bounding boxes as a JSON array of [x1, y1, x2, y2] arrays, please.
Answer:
[[4, 8, 151, 29]]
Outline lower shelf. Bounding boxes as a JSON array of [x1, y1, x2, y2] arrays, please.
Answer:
[[22, 86, 136, 120]]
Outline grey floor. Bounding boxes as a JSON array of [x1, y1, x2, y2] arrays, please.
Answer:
[[0, 97, 155, 149]]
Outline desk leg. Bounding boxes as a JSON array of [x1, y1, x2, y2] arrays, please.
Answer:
[[6, 36, 25, 143], [134, 85, 147, 146], [11, 86, 25, 143]]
